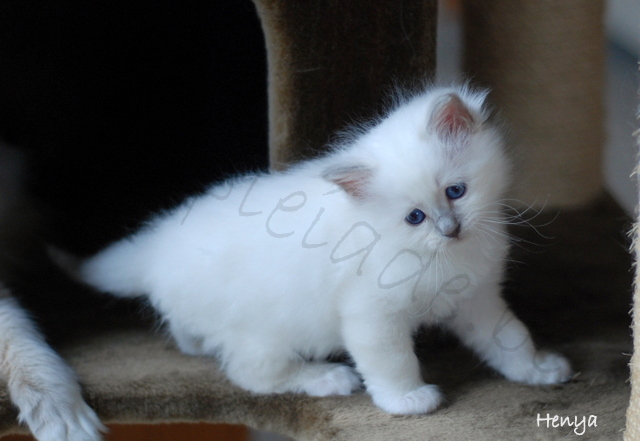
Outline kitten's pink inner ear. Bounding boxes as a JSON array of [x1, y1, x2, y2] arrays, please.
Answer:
[[430, 94, 475, 140], [322, 165, 371, 199]]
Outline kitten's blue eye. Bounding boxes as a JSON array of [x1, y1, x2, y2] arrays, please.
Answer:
[[405, 209, 426, 225], [445, 183, 467, 200]]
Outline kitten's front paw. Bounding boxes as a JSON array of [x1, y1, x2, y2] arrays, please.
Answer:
[[304, 365, 362, 397], [528, 351, 572, 384], [504, 350, 572, 385], [372, 384, 443, 415]]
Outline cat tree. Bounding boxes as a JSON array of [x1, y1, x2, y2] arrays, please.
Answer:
[[0, 0, 634, 439]]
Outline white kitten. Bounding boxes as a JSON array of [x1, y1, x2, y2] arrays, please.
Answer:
[[0, 145, 104, 441], [77, 86, 571, 414]]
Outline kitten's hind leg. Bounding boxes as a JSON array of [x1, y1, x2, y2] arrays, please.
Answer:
[[0, 296, 105, 441], [447, 284, 572, 385], [220, 344, 361, 397], [292, 363, 362, 397]]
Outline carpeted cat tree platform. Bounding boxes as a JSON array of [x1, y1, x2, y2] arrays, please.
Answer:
[[0, 0, 635, 439]]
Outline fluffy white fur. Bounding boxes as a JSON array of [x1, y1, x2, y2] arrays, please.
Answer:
[[79, 86, 571, 414], [0, 144, 104, 441]]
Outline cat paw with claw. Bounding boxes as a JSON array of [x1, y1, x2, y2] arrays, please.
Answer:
[[303, 365, 362, 396], [372, 384, 443, 415], [502, 350, 573, 385], [526, 351, 573, 385]]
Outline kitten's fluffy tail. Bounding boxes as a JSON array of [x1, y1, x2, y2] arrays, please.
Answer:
[[49, 241, 146, 298]]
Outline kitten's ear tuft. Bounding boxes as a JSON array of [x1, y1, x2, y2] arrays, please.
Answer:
[[322, 164, 372, 199], [428, 93, 477, 141]]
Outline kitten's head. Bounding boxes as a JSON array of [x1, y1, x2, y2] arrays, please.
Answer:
[[323, 86, 509, 251]]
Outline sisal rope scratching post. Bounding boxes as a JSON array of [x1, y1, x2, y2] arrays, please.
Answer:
[[624, 88, 640, 440], [462, 0, 605, 209], [252, 0, 438, 169]]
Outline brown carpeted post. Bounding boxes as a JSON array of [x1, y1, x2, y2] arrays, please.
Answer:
[[624, 90, 640, 440], [251, 0, 438, 169], [462, 0, 605, 209]]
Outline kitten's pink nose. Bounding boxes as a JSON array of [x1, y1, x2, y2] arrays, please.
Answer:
[[445, 223, 461, 239], [436, 215, 460, 239]]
